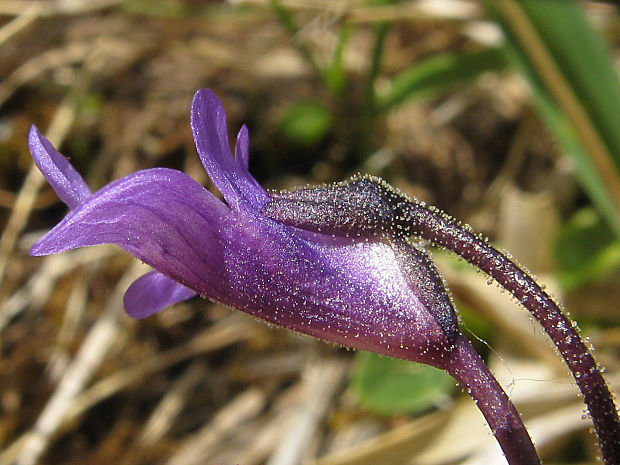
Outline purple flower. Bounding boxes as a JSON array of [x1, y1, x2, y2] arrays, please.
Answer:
[[30, 89, 458, 366], [30, 89, 547, 464]]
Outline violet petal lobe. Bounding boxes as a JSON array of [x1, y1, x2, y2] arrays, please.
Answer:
[[30, 167, 232, 295], [190, 89, 268, 211], [28, 125, 92, 209], [124, 271, 197, 319], [235, 124, 250, 169]]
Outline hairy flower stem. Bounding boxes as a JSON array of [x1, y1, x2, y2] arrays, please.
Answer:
[[263, 174, 619, 461], [406, 203, 620, 465], [442, 334, 541, 465]]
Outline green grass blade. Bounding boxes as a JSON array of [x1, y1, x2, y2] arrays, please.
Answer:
[[376, 47, 508, 111], [325, 23, 351, 95], [487, 0, 620, 236]]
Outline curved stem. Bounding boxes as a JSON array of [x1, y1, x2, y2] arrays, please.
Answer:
[[407, 203, 620, 465], [441, 334, 540, 465]]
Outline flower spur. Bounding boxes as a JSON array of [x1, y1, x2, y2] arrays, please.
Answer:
[[30, 88, 557, 464]]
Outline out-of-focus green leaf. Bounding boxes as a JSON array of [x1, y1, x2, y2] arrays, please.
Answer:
[[349, 351, 454, 415], [554, 208, 620, 290], [485, 0, 620, 236], [278, 101, 332, 146], [376, 47, 508, 111]]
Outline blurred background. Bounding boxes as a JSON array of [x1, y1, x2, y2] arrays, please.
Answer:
[[2, 0, 620, 464]]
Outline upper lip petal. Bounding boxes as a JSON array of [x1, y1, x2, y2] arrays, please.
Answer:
[[28, 124, 92, 209], [190, 89, 268, 211]]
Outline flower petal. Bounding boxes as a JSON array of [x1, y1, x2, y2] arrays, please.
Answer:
[[30, 167, 233, 296], [124, 271, 196, 319], [28, 125, 92, 209], [235, 124, 250, 169], [190, 89, 268, 211]]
